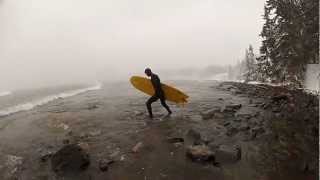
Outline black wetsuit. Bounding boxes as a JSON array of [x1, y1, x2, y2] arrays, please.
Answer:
[[146, 73, 172, 118]]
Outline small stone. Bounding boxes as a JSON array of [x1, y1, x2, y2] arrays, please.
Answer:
[[173, 142, 184, 148], [223, 104, 242, 113], [78, 142, 90, 152], [120, 155, 125, 161], [109, 150, 120, 160], [132, 142, 143, 153], [186, 145, 215, 163], [89, 130, 102, 137], [134, 111, 143, 116], [223, 122, 231, 127], [167, 138, 184, 144]]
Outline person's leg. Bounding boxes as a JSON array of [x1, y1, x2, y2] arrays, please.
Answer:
[[146, 96, 158, 118], [160, 96, 172, 115]]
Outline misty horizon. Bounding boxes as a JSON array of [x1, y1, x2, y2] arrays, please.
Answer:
[[0, 0, 265, 91]]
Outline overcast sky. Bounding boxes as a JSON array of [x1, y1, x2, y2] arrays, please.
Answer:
[[0, 0, 265, 90]]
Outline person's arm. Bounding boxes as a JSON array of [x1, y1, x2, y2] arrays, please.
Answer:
[[151, 75, 162, 92]]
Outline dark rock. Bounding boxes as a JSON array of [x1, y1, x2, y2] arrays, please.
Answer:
[[272, 94, 289, 102], [272, 107, 281, 113], [223, 122, 231, 127], [40, 151, 53, 162], [186, 129, 202, 145], [51, 144, 90, 175], [215, 145, 241, 163], [251, 127, 265, 139], [239, 124, 250, 131], [226, 104, 242, 110], [167, 138, 184, 144], [99, 159, 114, 172], [186, 145, 215, 163], [226, 127, 238, 136], [62, 139, 70, 145]]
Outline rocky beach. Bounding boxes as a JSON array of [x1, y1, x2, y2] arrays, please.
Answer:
[[0, 80, 318, 180]]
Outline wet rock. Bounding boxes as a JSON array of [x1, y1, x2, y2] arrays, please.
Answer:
[[87, 104, 99, 110], [186, 129, 203, 145], [51, 144, 90, 174], [223, 122, 231, 127], [99, 159, 114, 172], [134, 111, 144, 116], [214, 112, 225, 118], [0, 154, 24, 179], [272, 94, 289, 102], [226, 127, 238, 136], [272, 107, 281, 113], [235, 113, 253, 120], [215, 145, 241, 163], [88, 130, 102, 137], [201, 107, 220, 120], [167, 138, 184, 144], [208, 142, 221, 151], [261, 102, 271, 109], [226, 104, 242, 110], [132, 142, 143, 153], [300, 159, 318, 173], [109, 149, 121, 160], [40, 151, 54, 162], [78, 142, 90, 152], [251, 127, 266, 139], [239, 124, 250, 131], [186, 145, 215, 163], [189, 115, 203, 122], [80, 133, 89, 139], [173, 142, 184, 148], [248, 104, 259, 107], [62, 138, 70, 145]]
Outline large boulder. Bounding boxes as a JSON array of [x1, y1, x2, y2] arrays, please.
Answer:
[[51, 144, 90, 175]]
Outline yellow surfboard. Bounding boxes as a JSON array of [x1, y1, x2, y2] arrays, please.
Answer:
[[130, 76, 189, 104]]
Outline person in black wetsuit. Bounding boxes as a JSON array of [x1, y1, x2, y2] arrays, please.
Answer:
[[145, 68, 172, 118]]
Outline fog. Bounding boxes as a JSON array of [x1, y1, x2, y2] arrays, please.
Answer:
[[0, 0, 265, 91]]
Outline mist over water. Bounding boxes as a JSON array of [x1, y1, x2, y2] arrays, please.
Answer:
[[0, 0, 265, 91]]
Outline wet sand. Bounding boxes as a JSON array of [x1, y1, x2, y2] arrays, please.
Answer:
[[0, 80, 317, 180]]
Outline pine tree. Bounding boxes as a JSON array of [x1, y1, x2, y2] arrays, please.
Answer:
[[259, 0, 319, 86]]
